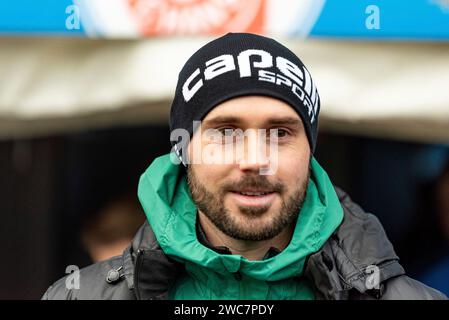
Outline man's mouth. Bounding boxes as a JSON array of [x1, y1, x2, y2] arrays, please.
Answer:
[[236, 191, 272, 196], [229, 190, 277, 207]]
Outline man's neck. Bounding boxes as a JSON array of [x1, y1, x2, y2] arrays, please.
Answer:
[[197, 211, 294, 261]]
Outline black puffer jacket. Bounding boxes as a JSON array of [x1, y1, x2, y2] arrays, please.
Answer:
[[42, 188, 447, 300]]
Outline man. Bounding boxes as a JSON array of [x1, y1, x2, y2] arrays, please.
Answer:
[[81, 192, 145, 263], [43, 33, 446, 300]]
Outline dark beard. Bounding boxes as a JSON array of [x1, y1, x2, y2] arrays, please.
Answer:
[[187, 167, 310, 241]]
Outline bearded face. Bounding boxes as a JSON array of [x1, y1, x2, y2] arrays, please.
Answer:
[[187, 96, 311, 241]]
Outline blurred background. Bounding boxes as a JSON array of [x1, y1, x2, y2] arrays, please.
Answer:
[[1, 0, 449, 299]]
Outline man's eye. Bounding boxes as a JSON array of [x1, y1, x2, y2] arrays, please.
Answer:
[[270, 129, 289, 138], [217, 128, 235, 136]]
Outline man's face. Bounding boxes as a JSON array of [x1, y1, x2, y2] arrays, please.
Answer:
[[187, 96, 311, 241]]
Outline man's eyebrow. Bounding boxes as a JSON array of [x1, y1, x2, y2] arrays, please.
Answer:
[[265, 117, 303, 127], [203, 116, 242, 126]]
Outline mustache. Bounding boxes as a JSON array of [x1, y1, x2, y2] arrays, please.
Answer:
[[220, 174, 284, 193]]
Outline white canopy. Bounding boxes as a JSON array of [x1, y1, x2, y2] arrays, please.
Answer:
[[0, 37, 448, 143]]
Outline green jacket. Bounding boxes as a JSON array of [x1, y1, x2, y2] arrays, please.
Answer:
[[137, 153, 342, 299]]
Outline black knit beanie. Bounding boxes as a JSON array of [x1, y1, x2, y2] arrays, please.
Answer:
[[170, 32, 320, 165]]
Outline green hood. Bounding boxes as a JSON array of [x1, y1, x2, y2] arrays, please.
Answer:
[[138, 153, 343, 299]]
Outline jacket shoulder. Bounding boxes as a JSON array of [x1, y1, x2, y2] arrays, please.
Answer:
[[42, 255, 133, 300], [334, 187, 447, 300], [381, 275, 448, 300]]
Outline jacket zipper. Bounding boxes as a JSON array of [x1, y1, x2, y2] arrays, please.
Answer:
[[133, 249, 145, 300]]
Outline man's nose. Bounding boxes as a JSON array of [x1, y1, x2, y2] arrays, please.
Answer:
[[237, 130, 270, 173]]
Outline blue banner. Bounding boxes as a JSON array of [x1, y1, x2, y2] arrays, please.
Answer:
[[0, 0, 448, 40]]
